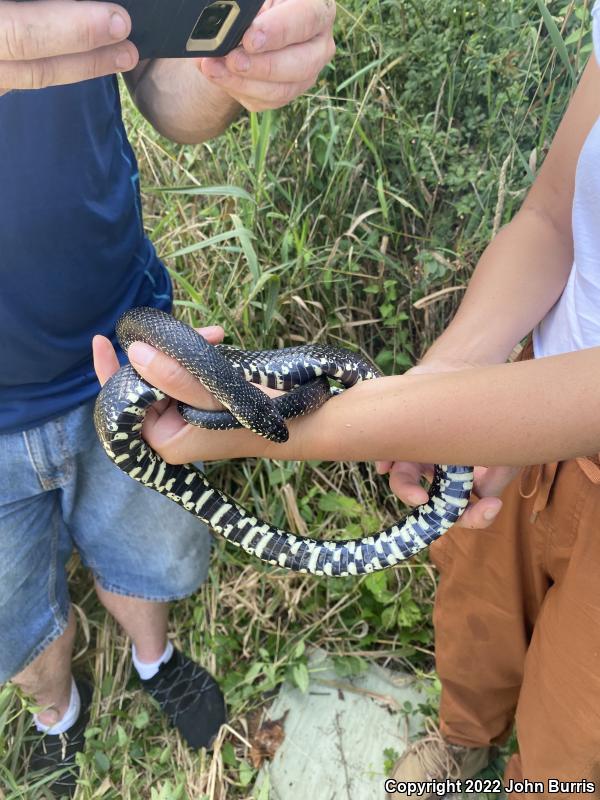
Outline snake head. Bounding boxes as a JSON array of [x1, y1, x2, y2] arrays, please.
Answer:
[[247, 407, 289, 443]]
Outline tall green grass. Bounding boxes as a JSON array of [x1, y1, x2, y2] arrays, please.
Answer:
[[1, 1, 592, 797]]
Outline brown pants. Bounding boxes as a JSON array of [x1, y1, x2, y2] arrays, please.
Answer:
[[430, 458, 600, 791]]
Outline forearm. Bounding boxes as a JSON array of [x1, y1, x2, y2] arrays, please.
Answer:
[[260, 347, 600, 466], [423, 208, 573, 368], [128, 59, 241, 144], [151, 347, 600, 466]]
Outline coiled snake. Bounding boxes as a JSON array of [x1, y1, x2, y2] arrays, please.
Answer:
[[94, 307, 474, 577]]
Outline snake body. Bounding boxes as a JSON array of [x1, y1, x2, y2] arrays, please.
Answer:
[[94, 307, 474, 576]]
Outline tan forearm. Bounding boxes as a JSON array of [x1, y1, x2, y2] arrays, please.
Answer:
[[126, 59, 241, 144], [258, 347, 600, 466]]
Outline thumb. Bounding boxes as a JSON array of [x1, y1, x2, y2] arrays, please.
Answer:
[[474, 465, 519, 498], [388, 462, 433, 506], [92, 334, 121, 386]]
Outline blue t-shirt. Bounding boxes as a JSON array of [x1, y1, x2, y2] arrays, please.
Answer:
[[0, 77, 172, 434]]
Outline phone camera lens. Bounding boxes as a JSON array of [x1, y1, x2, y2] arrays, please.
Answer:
[[191, 2, 234, 40]]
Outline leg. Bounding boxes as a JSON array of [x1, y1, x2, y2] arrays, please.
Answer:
[[62, 402, 223, 749], [12, 609, 76, 727], [62, 404, 212, 605], [504, 460, 600, 786], [94, 581, 168, 662], [387, 468, 557, 798], [430, 469, 551, 748], [0, 416, 90, 797], [0, 425, 73, 693]]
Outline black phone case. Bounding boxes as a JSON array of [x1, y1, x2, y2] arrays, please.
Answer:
[[112, 0, 264, 59], [11, 0, 264, 59]]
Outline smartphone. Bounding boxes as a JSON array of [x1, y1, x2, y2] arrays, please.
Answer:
[[113, 0, 265, 59], [13, 0, 264, 59]]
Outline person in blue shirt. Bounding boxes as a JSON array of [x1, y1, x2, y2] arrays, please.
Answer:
[[95, 12, 600, 789], [0, 1, 335, 794]]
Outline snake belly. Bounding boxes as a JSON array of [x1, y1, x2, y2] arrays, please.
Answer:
[[93, 307, 474, 577]]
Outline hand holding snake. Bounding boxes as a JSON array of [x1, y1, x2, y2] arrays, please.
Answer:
[[93, 308, 474, 576]]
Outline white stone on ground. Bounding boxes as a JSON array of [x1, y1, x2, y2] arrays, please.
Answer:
[[254, 648, 503, 800]]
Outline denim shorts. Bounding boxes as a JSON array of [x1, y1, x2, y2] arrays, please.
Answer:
[[0, 400, 212, 683]]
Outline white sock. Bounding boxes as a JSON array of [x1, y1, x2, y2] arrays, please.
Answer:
[[34, 677, 81, 735], [132, 640, 174, 681]]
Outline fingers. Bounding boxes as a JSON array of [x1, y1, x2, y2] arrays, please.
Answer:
[[91, 327, 269, 466], [211, 31, 333, 87], [212, 33, 334, 84], [376, 460, 393, 475], [199, 64, 316, 110], [474, 465, 520, 498], [92, 324, 223, 388], [128, 343, 221, 410], [447, 465, 518, 529], [127, 326, 225, 410], [453, 497, 503, 529], [199, 33, 334, 111], [0, 42, 138, 89], [241, 0, 336, 53], [0, 0, 138, 89], [0, 0, 131, 60], [198, 0, 335, 112], [93, 333, 171, 429], [388, 462, 433, 506], [449, 465, 519, 528], [384, 461, 508, 529], [143, 412, 263, 465], [92, 335, 121, 386], [141, 401, 190, 453], [92, 329, 222, 460]]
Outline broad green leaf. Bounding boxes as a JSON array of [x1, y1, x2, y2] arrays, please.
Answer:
[[318, 493, 362, 516], [292, 662, 310, 693]]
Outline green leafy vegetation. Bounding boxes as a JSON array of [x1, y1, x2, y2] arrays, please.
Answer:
[[2, 1, 591, 797]]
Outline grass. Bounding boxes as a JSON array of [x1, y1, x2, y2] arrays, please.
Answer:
[[0, 0, 593, 797]]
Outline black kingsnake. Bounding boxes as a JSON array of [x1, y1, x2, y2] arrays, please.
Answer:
[[94, 307, 474, 577]]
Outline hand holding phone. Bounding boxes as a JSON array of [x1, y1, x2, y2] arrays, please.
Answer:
[[1, 0, 138, 92], [112, 0, 265, 59], [197, 0, 336, 113]]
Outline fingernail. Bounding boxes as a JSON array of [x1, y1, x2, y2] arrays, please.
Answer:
[[232, 51, 250, 72], [204, 59, 227, 79], [129, 342, 156, 367], [408, 493, 424, 505], [198, 326, 221, 336], [109, 13, 129, 40], [251, 30, 266, 51], [483, 507, 499, 521], [115, 47, 135, 70]]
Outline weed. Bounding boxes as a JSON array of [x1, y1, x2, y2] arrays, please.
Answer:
[[2, 1, 590, 797]]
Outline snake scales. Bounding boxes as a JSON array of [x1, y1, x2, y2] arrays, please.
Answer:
[[94, 307, 474, 577]]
